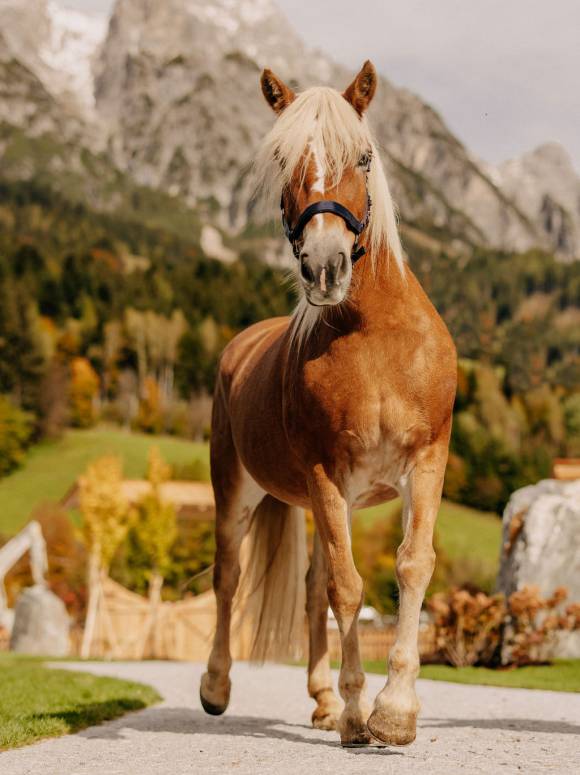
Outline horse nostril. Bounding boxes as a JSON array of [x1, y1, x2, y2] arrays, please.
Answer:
[[300, 256, 315, 284], [338, 251, 348, 274]]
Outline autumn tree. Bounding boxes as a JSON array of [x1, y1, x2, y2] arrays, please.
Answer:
[[70, 357, 99, 428], [132, 447, 177, 653], [79, 455, 132, 657]]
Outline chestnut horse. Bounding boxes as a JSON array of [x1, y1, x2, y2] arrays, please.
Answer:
[[200, 61, 456, 747]]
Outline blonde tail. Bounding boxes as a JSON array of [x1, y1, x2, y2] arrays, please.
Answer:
[[233, 495, 307, 662]]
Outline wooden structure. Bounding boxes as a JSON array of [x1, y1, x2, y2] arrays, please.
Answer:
[[82, 573, 435, 662], [60, 480, 215, 520], [552, 458, 580, 481], [0, 521, 48, 635], [83, 575, 252, 660]]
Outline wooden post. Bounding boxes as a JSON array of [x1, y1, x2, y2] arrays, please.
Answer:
[[81, 549, 101, 659]]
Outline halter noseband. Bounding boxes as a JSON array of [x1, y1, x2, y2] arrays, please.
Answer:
[[280, 154, 373, 263]]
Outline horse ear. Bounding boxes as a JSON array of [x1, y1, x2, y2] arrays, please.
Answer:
[[261, 69, 296, 114], [343, 60, 377, 115]]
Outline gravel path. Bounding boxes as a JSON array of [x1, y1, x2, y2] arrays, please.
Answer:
[[2, 661, 579, 775]]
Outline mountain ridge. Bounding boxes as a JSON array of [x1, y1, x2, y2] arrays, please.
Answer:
[[0, 0, 578, 261]]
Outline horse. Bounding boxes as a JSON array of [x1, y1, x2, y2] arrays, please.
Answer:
[[200, 60, 457, 747]]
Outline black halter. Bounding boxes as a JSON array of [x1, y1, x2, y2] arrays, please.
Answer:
[[280, 154, 373, 263]]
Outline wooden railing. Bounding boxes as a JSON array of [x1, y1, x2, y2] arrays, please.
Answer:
[[327, 625, 436, 663]]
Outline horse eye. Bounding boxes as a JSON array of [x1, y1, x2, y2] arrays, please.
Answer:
[[359, 152, 372, 168]]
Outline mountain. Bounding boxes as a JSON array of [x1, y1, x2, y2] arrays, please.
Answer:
[[0, 0, 106, 121], [0, 0, 577, 261], [93, 0, 544, 253], [491, 143, 580, 262]]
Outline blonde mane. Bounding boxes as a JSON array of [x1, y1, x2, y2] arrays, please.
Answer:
[[253, 86, 405, 348]]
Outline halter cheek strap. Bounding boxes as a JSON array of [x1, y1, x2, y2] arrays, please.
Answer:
[[280, 191, 372, 263]]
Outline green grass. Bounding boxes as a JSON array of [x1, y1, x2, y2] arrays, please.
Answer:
[[0, 427, 209, 534], [0, 653, 160, 750], [360, 659, 580, 693]]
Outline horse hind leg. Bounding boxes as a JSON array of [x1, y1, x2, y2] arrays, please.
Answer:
[[306, 530, 342, 730], [200, 434, 264, 715], [308, 466, 372, 746]]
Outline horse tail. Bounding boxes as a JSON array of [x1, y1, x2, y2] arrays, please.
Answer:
[[234, 494, 307, 663]]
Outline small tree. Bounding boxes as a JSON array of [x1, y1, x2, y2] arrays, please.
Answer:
[[132, 447, 177, 654], [79, 455, 132, 657], [133, 448, 177, 587]]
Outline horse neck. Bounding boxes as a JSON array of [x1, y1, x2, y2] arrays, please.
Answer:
[[347, 246, 407, 325], [290, 245, 406, 370]]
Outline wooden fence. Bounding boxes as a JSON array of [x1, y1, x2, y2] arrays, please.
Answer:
[[80, 575, 435, 662], [328, 625, 436, 663], [83, 576, 255, 660]]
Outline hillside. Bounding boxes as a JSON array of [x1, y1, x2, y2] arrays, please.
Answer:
[[0, 427, 209, 535]]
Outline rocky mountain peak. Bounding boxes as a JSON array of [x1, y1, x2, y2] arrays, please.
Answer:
[[494, 142, 580, 260], [0, 0, 107, 119], [0, 0, 577, 260]]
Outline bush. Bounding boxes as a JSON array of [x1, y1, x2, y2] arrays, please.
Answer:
[[0, 395, 33, 477], [428, 585, 580, 667]]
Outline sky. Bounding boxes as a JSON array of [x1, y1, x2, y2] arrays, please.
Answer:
[[65, 0, 580, 170]]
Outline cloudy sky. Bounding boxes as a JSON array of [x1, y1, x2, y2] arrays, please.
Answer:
[[66, 0, 580, 170]]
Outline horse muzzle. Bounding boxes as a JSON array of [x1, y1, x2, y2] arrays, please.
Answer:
[[299, 246, 351, 306]]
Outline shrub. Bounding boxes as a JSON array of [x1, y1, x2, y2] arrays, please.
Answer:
[[427, 585, 580, 667], [0, 395, 33, 477]]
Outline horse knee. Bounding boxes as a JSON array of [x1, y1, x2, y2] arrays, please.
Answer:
[[396, 545, 435, 590], [328, 571, 364, 622]]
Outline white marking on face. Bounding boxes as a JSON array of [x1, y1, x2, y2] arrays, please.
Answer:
[[320, 267, 327, 293], [309, 126, 325, 230]]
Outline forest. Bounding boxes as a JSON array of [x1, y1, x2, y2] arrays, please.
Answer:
[[0, 175, 578, 512]]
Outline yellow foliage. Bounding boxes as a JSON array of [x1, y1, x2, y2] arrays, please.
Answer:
[[79, 455, 132, 569], [70, 356, 99, 428], [133, 447, 177, 576]]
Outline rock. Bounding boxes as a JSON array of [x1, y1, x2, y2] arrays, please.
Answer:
[[10, 584, 70, 656], [498, 479, 580, 657]]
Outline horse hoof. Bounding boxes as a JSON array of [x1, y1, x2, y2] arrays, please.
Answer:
[[200, 690, 227, 716], [340, 729, 373, 747], [312, 708, 340, 731], [200, 672, 230, 716], [366, 709, 417, 746], [339, 712, 373, 746]]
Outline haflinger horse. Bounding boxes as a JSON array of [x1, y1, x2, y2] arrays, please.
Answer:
[[200, 60, 457, 747]]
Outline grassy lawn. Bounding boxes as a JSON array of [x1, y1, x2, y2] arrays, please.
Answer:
[[0, 653, 160, 750], [360, 659, 580, 693], [0, 427, 209, 534]]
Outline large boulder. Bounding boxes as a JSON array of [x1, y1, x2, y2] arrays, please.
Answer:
[[498, 479, 580, 657], [10, 585, 70, 656]]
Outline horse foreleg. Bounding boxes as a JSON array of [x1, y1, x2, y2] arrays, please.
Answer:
[[306, 529, 342, 730], [200, 413, 263, 715], [309, 465, 371, 746], [367, 437, 449, 745]]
